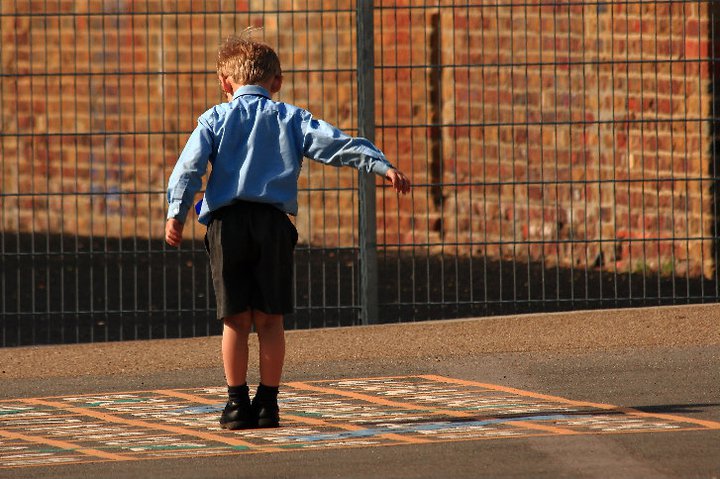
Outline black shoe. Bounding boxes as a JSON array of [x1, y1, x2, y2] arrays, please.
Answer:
[[252, 397, 280, 428], [219, 400, 256, 430]]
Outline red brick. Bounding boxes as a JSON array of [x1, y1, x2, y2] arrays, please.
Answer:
[[0, 1, 714, 276]]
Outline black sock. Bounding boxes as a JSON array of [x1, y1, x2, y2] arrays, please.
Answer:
[[255, 383, 279, 403], [227, 383, 249, 403]]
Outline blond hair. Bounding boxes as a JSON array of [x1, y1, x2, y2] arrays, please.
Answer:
[[217, 28, 281, 85]]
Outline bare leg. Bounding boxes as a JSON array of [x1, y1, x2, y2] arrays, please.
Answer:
[[222, 311, 253, 386], [252, 310, 285, 387]]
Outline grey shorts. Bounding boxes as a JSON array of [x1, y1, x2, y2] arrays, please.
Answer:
[[205, 200, 298, 319]]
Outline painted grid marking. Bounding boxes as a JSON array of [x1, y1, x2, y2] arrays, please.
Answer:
[[0, 375, 717, 469]]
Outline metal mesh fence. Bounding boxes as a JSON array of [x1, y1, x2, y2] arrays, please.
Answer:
[[1, 1, 718, 346], [373, 1, 720, 320]]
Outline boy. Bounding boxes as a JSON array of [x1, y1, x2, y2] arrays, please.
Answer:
[[165, 30, 411, 430]]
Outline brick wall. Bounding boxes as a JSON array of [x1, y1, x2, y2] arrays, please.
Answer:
[[431, 2, 714, 277], [1, 1, 715, 277]]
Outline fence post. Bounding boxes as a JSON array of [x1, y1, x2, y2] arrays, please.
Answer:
[[357, 0, 378, 325]]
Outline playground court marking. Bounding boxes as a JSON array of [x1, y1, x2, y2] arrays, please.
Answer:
[[1, 374, 718, 469]]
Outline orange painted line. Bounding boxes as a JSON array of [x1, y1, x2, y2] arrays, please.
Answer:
[[20, 398, 265, 451], [157, 389, 334, 427], [155, 389, 432, 445], [0, 387, 228, 402], [0, 432, 548, 471], [0, 426, 132, 462], [609, 408, 720, 430], [418, 374, 616, 408], [419, 375, 720, 430], [307, 374, 597, 409], [3, 423, 707, 471], [303, 375, 424, 384], [505, 420, 580, 435], [286, 380, 585, 436], [0, 459, 104, 470], [153, 389, 222, 405], [0, 413, 79, 420], [286, 381, 450, 413], [1, 391, 156, 401]]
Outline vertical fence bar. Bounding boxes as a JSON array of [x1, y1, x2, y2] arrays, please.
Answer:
[[357, 0, 378, 325], [0, 0, 5, 347], [711, 6, 715, 295]]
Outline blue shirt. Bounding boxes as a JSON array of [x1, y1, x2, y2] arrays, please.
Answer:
[[167, 85, 394, 225]]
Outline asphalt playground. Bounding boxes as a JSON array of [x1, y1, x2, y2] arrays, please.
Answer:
[[1, 304, 719, 479]]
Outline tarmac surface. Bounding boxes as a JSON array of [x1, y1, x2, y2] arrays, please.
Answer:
[[0, 304, 719, 478]]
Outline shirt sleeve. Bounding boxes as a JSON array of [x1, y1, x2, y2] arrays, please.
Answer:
[[300, 112, 394, 176], [166, 117, 214, 223]]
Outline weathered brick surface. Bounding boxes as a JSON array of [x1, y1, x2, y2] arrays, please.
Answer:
[[1, 1, 715, 277], [434, 2, 714, 277]]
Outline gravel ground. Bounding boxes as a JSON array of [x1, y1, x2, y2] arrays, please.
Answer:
[[1, 303, 717, 382], [1, 304, 718, 479]]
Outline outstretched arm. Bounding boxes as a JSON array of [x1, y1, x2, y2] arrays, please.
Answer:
[[301, 113, 396, 177], [300, 114, 412, 194]]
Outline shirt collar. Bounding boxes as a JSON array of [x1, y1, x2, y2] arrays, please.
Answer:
[[233, 85, 272, 100]]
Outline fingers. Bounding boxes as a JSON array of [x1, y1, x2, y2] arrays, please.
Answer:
[[166, 233, 181, 247], [165, 219, 184, 247], [387, 169, 411, 195], [165, 231, 181, 247], [397, 174, 411, 194]]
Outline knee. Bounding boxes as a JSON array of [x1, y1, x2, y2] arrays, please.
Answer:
[[253, 312, 284, 337], [224, 313, 253, 334]]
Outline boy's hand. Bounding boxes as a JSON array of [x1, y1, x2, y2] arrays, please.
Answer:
[[385, 168, 411, 195], [165, 218, 184, 247]]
